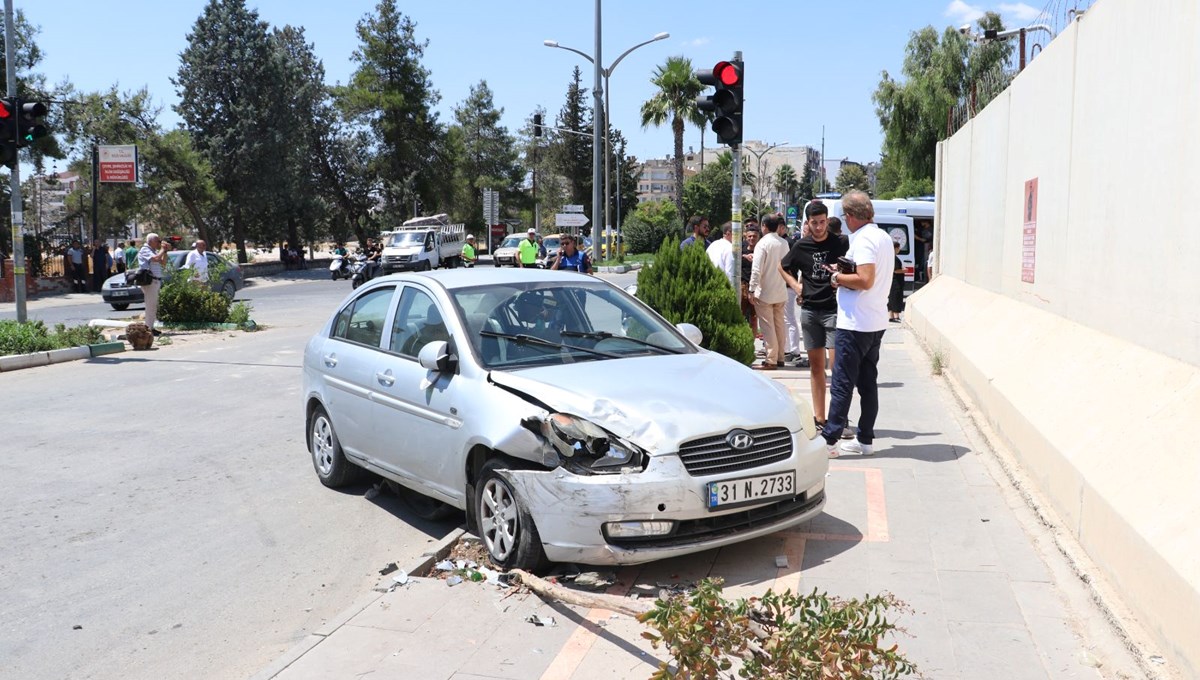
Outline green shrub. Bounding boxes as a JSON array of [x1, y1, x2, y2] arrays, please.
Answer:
[[623, 200, 680, 254], [228, 301, 253, 328], [159, 278, 231, 323], [635, 236, 754, 364], [0, 320, 103, 356], [639, 578, 917, 679]]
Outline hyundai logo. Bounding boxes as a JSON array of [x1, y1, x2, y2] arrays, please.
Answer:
[[726, 429, 754, 450]]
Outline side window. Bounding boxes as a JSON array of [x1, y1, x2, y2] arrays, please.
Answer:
[[388, 287, 449, 357], [331, 287, 395, 348], [879, 223, 910, 255]]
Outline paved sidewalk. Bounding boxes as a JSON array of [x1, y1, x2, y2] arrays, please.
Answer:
[[256, 325, 1145, 680]]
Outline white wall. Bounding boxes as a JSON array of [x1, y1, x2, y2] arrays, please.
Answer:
[[919, 0, 1200, 673]]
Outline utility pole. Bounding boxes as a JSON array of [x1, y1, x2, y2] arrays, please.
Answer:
[[590, 0, 603, 256], [91, 141, 99, 242], [819, 125, 826, 194], [5, 0, 26, 322], [730, 51, 744, 303]]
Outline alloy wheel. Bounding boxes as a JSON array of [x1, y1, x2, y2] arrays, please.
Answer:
[[311, 414, 335, 476], [479, 478, 518, 561]]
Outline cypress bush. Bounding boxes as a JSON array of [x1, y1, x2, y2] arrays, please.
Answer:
[[635, 236, 754, 365]]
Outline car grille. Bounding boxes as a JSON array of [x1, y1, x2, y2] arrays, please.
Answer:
[[385, 255, 411, 263], [677, 427, 793, 476], [605, 491, 824, 549]]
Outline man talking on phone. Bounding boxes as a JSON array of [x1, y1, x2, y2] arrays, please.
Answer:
[[821, 191, 894, 457]]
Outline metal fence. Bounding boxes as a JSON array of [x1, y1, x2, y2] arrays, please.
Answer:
[[946, 0, 1097, 137]]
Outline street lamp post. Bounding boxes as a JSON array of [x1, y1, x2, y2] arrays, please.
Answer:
[[544, 29, 668, 259], [743, 141, 787, 221]]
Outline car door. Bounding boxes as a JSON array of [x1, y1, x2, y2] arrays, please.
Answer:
[[369, 284, 469, 504], [314, 285, 399, 464], [875, 216, 915, 282]]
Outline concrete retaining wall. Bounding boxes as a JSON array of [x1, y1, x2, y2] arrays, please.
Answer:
[[915, 0, 1200, 673]]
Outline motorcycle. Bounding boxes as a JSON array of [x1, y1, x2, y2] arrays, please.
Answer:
[[348, 254, 380, 289], [329, 254, 351, 280]]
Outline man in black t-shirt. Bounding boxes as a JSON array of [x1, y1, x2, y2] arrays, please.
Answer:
[[780, 202, 849, 427]]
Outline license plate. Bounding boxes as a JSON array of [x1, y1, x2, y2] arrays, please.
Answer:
[[708, 471, 796, 509], [111, 290, 130, 297]]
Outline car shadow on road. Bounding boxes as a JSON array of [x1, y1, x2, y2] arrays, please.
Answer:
[[842, 442, 968, 463], [328, 477, 463, 539]]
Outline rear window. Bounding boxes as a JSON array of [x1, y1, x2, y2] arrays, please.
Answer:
[[877, 222, 910, 255]]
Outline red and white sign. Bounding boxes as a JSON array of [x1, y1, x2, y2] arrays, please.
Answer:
[[1021, 178, 1038, 284], [99, 145, 138, 183]]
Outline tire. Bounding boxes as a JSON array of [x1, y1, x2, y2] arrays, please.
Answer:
[[111, 303, 129, 311], [352, 276, 362, 290], [221, 280, 236, 300], [331, 271, 339, 281], [420, 261, 432, 272], [475, 459, 547, 571], [308, 406, 361, 488], [493, 260, 500, 267]]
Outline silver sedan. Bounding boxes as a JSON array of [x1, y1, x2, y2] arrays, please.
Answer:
[[301, 268, 828, 570]]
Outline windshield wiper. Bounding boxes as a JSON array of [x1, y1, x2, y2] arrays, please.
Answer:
[[559, 329, 683, 354], [479, 330, 620, 358]]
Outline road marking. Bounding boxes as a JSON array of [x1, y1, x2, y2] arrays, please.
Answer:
[[789, 466, 890, 542], [538, 567, 640, 680]]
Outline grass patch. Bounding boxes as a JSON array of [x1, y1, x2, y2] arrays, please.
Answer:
[[931, 348, 945, 375], [0, 320, 104, 357]]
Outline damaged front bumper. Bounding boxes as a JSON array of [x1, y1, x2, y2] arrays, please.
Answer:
[[499, 431, 828, 565]]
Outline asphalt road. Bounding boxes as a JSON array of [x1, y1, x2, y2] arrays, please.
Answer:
[[0, 265, 640, 680]]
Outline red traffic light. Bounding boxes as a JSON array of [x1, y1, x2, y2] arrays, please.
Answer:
[[714, 61, 741, 86], [0, 101, 10, 119]]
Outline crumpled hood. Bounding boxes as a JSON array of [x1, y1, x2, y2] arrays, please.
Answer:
[[489, 352, 801, 454]]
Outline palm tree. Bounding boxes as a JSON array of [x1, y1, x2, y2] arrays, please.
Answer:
[[774, 164, 800, 210], [641, 56, 703, 228]]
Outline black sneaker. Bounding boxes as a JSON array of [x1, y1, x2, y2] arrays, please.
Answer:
[[151, 329, 162, 337]]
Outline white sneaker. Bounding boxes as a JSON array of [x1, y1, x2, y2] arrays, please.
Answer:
[[826, 443, 840, 458], [840, 439, 874, 456]]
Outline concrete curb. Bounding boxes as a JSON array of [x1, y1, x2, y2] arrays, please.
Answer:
[[0, 342, 125, 373], [249, 526, 467, 680], [596, 261, 644, 274]]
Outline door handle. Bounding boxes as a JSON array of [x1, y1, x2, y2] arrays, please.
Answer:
[[375, 370, 395, 387], [323, 353, 338, 367]]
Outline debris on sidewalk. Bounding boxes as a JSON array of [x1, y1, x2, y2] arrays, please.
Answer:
[[378, 562, 399, 576], [364, 481, 385, 500], [525, 614, 557, 627], [391, 570, 410, 586], [446, 575, 464, 587], [571, 570, 617, 591], [434, 559, 456, 572]]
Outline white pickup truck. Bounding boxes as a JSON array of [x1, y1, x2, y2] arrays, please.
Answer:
[[380, 214, 466, 272]]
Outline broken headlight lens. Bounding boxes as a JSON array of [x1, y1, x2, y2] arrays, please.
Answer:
[[542, 413, 645, 474]]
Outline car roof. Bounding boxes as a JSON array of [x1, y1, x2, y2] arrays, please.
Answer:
[[367, 268, 593, 292]]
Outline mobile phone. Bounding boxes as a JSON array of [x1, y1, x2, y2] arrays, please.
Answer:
[[836, 257, 857, 274]]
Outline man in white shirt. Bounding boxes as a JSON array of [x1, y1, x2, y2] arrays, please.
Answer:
[[66, 240, 86, 293], [183, 240, 209, 282], [705, 222, 735, 289], [821, 191, 894, 456], [748, 214, 790, 370]]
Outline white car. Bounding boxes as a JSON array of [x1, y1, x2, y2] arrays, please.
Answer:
[[492, 234, 525, 267], [302, 269, 828, 570]]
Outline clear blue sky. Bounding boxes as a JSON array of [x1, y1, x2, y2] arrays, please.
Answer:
[[28, 0, 1042, 169]]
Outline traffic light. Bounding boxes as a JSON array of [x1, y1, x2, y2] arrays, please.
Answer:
[[0, 99, 17, 168], [533, 113, 543, 137], [17, 100, 48, 148], [696, 59, 744, 147]]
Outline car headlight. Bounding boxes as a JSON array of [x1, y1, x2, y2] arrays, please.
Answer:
[[541, 413, 646, 475], [790, 390, 817, 440]]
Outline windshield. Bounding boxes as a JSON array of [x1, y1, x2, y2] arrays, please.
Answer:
[[451, 281, 692, 369], [542, 237, 561, 251], [500, 236, 523, 249], [386, 232, 425, 247]]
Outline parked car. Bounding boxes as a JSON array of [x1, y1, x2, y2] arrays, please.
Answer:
[[101, 251, 244, 311], [302, 268, 828, 570], [492, 234, 525, 267]]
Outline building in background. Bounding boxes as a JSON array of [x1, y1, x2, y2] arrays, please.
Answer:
[[636, 156, 697, 205]]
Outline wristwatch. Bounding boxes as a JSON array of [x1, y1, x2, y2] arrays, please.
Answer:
[[830, 272, 839, 286]]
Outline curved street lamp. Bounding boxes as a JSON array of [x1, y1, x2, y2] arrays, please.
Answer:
[[544, 31, 668, 256]]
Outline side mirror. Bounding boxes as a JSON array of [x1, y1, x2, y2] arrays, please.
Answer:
[[418, 340, 456, 373], [676, 323, 703, 346]]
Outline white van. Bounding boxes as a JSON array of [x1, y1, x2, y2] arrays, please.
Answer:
[[800, 198, 934, 283]]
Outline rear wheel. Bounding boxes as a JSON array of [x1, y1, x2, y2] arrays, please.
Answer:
[[308, 406, 361, 488], [221, 280, 236, 300], [475, 459, 547, 571]]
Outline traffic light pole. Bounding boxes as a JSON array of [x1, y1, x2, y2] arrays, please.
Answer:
[[729, 51, 744, 303], [4, 0, 27, 322]]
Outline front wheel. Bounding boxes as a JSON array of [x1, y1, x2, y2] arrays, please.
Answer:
[[331, 271, 339, 280], [351, 276, 363, 290], [221, 280, 236, 300], [420, 261, 432, 272], [308, 406, 361, 488], [475, 459, 547, 571], [111, 303, 129, 311]]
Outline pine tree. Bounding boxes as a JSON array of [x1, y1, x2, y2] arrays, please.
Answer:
[[635, 237, 754, 364], [175, 0, 283, 263], [338, 0, 445, 222], [450, 80, 521, 230], [550, 66, 594, 220]]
